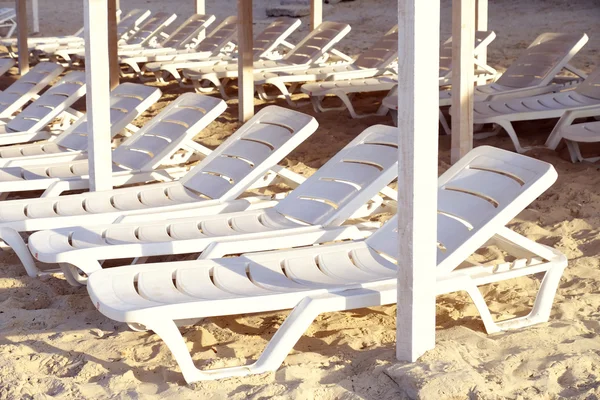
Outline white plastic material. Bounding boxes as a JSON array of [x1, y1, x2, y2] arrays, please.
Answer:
[[117, 14, 217, 78], [182, 21, 351, 97], [0, 70, 87, 146], [0, 62, 64, 119], [148, 18, 301, 84], [254, 25, 399, 107], [0, 92, 226, 198], [301, 31, 497, 118], [1, 105, 317, 279], [85, 146, 566, 383], [42, 12, 177, 65], [475, 67, 600, 153], [27, 125, 396, 284]]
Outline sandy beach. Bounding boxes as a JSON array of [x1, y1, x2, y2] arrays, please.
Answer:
[[1, 0, 600, 398]]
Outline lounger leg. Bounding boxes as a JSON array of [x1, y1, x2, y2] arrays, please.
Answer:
[[130, 287, 396, 383], [0, 227, 39, 277], [492, 121, 530, 154], [565, 140, 584, 163], [439, 109, 451, 135], [495, 262, 566, 331], [390, 110, 398, 126], [58, 258, 103, 286]]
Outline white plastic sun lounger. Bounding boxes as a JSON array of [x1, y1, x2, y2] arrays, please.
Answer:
[[182, 21, 352, 98], [0, 8, 16, 38], [300, 31, 496, 118], [146, 18, 301, 84], [0, 105, 319, 280], [141, 16, 239, 82], [117, 14, 217, 78], [0, 92, 224, 199], [253, 25, 399, 107], [0, 82, 162, 168], [0, 70, 87, 146], [10, 9, 151, 58], [85, 146, 566, 383], [0, 62, 64, 120], [383, 32, 590, 134], [28, 124, 398, 284], [474, 67, 600, 153], [47, 12, 177, 65]]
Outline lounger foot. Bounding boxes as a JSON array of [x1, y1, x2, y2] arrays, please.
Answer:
[[0, 227, 40, 277]]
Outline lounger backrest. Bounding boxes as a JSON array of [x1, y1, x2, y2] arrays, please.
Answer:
[[126, 12, 177, 47], [366, 146, 558, 274], [180, 106, 318, 200], [194, 16, 238, 55], [111, 94, 226, 171], [496, 32, 588, 89], [283, 21, 351, 65], [6, 71, 86, 133], [54, 83, 162, 151], [439, 30, 496, 78], [0, 62, 63, 118], [252, 18, 301, 59], [117, 9, 152, 41], [272, 125, 398, 226], [573, 68, 600, 100], [354, 25, 399, 69], [160, 14, 216, 49]]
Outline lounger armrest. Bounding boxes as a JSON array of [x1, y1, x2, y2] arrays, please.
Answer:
[[328, 48, 353, 63], [564, 63, 588, 80], [324, 68, 389, 82], [280, 40, 295, 50], [200, 224, 369, 259], [545, 104, 600, 150], [484, 85, 562, 102], [115, 197, 278, 224]]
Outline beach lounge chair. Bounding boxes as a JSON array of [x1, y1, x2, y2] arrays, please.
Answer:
[[85, 146, 566, 383], [27, 124, 398, 284], [0, 82, 162, 167], [46, 12, 177, 65], [0, 62, 64, 120], [253, 25, 399, 107], [116, 14, 218, 78], [0, 105, 318, 280], [300, 31, 496, 118], [146, 18, 300, 84], [6, 9, 151, 58], [0, 7, 16, 38], [0, 91, 226, 200], [474, 67, 600, 153], [182, 21, 352, 98], [0, 70, 87, 146], [383, 32, 590, 133]]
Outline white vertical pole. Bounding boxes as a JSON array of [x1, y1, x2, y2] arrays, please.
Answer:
[[310, 0, 322, 31], [108, 0, 119, 89], [396, 0, 439, 361], [31, 0, 39, 33], [85, 0, 113, 192], [15, 0, 28, 74], [450, 0, 475, 163], [195, 0, 206, 14], [475, 0, 488, 66], [237, 0, 254, 122]]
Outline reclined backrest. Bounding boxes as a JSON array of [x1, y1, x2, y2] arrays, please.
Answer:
[[496, 32, 588, 89], [282, 21, 351, 65]]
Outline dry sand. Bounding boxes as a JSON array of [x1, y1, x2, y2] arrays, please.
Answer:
[[2, 0, 600, 398]]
